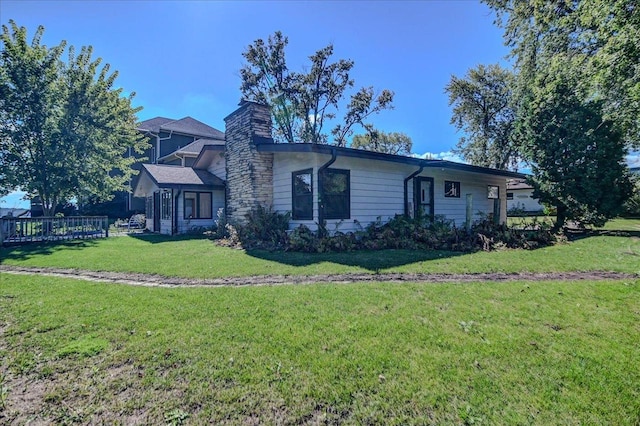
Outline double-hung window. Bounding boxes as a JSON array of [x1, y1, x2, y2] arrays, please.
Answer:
[[320, 169, 350, 220], [161, 191, 172, 220], [292, 169, 313, 220]]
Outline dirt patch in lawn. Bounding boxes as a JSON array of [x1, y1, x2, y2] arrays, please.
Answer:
[[1, 265, 637, 287]]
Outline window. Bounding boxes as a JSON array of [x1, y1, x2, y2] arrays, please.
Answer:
[[487, 185, 499, 199], [507, 192, 514, 200], [292, 169, 313, 220], [161, 191, 172, 220], [321, 169, 350, 220], [444, 181, 461, 198], [145, 196, 153, 218], [184, 191, 212, 219]]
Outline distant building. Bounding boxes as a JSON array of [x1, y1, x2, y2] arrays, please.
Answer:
[[0, 208, 30, 218], [506, 180, 544, 214]]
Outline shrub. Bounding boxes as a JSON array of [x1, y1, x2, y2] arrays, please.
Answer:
[[212, 206, 291, 250], [238, 205, 290, 250], [212, 206, 559, 253], [507, 204, 527, 217], [622, 177, 640, 217]]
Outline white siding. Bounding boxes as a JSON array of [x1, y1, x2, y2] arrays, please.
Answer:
[[411, 169, 508, 227], [507, 188, 544, 213], [176, 189, 224, 234], [272, 153, 510, 233], [273, 152, 325, 229], [206, 153, 227, 181], [132, 175, 158, 232]]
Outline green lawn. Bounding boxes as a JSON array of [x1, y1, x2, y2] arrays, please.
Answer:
[[2, 218, 639, 277], [1, 273, 639, 424]]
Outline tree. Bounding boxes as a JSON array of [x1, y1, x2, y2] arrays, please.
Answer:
[[482, 0, 640, 148], [0, 21, 147, 216], [350, 131, 412, 155], [445, 64, 519, 170], [481, 0, 637, 228], [240, 31, 394, 146], [520, 59, 632, 230]]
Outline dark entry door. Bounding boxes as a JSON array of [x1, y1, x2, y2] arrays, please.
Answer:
[[414, 177, 434, 218], [153, 192, 160, 232]]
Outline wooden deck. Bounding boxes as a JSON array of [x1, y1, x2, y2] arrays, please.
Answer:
[[1, 216, 109, 245]]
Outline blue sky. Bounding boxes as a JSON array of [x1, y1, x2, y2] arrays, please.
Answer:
[[1, 1, 637, 208]]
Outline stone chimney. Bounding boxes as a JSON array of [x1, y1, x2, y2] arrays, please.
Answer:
[[224, 101, 274, 224]]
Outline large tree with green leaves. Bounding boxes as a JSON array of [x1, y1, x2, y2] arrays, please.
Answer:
[[520, 58, 632, 230], [240, 31, 394, 146], [0, 21, 147, 216], [445, 64, 519, 170], [481, 0, 637, 228], [483, 0, 640, 148], [350, 131, 412, 155]]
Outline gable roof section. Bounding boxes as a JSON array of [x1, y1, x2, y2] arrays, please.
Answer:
[[136, 116, 225, 140], [160, 117, 225, 140], [140, 164, 225, 189], [176, 138, 225, 155], [158, 138, 226, 164], [507, 179, 533, 190], [136, 117, 174, 133]]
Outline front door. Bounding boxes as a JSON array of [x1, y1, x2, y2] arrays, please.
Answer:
[[153, 192, 160, 232], [414, 177, 434, 219]]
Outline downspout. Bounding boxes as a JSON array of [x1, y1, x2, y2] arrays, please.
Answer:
[[156, 131, 173, 163], [144, 130, 174, 164], [173, 189, 181, 235], [404, 165, 424, 217], [317, 147, 337, 227]]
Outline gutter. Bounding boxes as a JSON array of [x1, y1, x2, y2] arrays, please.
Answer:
[[404, 165, 424, 217], [317, 147, 337, 226]]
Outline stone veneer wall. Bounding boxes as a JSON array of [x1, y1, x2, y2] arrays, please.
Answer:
[[224, 101, 274, 224]]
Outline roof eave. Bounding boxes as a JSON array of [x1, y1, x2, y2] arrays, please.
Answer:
[[256, 142, 526, 178]]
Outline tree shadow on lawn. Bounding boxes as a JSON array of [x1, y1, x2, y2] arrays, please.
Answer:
[[0, 234, 206, 262], [0, 239, 101, 262], [245, 248, 467, 271], [566, 229, 640, 241], [127, 233, 209, 244]]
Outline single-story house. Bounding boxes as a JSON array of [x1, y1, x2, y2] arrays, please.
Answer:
[[506, 180, 544, 214], [134, 102, 524, 235]]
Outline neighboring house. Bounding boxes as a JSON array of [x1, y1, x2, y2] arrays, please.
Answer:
[[134, 102, 524, 235], [506, 180, 544, 214], [118, 116, 225, 214], [0, 208, 30, 219]]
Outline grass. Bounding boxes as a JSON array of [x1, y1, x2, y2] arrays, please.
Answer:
[[2, 218, 639, 277], [1, 273, 639, 424], [507, 215, 640, 232]]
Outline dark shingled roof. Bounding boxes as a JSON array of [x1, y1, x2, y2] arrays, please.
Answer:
[[141, 164, 225, 188], [136, 116, 225, 140], [136, 117, 174, 133], [160, 117, 225, 139], [176, 138, 225, 155], [507, 179, 533, 190]]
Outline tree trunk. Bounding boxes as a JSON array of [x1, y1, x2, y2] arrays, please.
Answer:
[[554, 204, 567, 233]]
